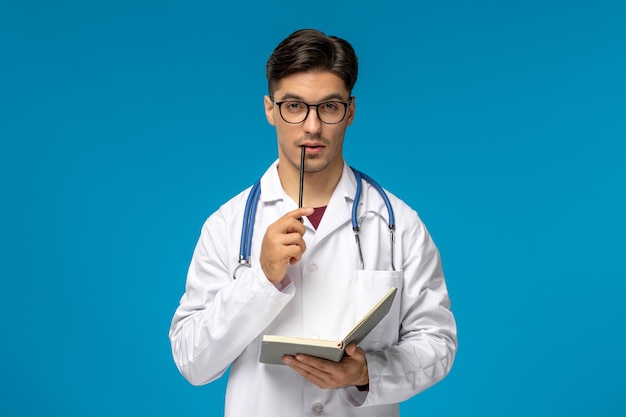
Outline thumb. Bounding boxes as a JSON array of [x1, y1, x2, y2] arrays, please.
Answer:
[[345, 342, 358, 356]]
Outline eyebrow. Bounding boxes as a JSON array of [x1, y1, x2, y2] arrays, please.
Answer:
[[276, 93, 350, 102]]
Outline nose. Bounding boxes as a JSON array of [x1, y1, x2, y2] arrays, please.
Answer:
[[302, 105, 322, 135]]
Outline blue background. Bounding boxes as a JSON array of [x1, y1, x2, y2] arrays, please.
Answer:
[[2, 1, 625, 415]]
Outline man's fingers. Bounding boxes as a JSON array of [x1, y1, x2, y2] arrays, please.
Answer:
[[281, 344, 369, 389], [266, 232, 306, 254], [290, 207, 315, 220], [260, 207, 313, 283]]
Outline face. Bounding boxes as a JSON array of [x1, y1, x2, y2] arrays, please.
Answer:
[[264, 71, 355, 178]]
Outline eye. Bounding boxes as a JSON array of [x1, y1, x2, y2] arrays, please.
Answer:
[[284, 101, 306, 113], [320, 101, 341, 112]]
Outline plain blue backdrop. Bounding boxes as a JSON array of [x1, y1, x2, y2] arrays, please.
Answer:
[[1, 1, 625, 416]]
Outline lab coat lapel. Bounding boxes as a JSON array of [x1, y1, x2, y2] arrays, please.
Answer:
[[311, 164, 358, 246]]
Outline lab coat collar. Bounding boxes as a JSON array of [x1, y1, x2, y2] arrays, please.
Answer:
[[258, 160, 284, 204], [258, 160, 360, 240], [258, 160, 358, 205], [314, 163, 358, 242]]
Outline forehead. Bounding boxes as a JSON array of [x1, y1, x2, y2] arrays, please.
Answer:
[[273, 71, 350, 101]]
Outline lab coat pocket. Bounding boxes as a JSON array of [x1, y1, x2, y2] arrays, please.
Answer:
[[351, 270, 403, 351]]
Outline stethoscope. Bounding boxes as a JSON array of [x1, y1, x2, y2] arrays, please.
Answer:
[[233, 167, 396, 279]]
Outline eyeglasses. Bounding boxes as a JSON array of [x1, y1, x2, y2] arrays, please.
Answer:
[[272, 98, 352, 124]]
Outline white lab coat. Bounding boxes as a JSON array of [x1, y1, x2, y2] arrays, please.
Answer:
[[170, 161, 457, 417]]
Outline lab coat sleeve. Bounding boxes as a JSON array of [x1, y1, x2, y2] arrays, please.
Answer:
[[342, 210, 457, 407], [169, 208, 294, 386]]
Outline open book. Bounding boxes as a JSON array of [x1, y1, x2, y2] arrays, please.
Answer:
[[259, 287, 397, 364]]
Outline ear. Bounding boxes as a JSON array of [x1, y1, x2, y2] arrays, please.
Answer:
[[264, 95, 276, 126], [346, 96, 356, 127]]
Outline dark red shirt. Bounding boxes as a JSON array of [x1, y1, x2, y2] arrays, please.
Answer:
[[307, 206, 327, 229]]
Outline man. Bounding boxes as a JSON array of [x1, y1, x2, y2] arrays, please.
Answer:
[[169, 29, 457, 416]]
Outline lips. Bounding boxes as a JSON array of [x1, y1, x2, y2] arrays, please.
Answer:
[[301, 143, 325, 155]]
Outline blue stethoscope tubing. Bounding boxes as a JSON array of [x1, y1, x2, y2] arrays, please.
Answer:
[[234, 167, 395, 279], [350, 168, 396, 271]]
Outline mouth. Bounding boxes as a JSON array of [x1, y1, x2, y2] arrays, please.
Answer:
[[300, 143, 325, 155]]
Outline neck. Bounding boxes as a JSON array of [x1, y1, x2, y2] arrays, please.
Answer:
[[277, 160, 343, 208]]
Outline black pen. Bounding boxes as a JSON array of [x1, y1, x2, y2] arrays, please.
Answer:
[[298, 145, 305, 222]]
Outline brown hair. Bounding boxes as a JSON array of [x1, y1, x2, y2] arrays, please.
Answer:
[[266, 29, 358, 96]]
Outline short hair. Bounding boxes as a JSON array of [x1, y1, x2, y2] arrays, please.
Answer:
[[265, 29, 358, 96]]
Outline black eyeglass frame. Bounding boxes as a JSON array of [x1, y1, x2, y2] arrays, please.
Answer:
[[271, 98, 353, 125]]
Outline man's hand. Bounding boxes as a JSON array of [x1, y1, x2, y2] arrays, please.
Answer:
[[260, 207, 314, 284], [281, 343, 369, 389]]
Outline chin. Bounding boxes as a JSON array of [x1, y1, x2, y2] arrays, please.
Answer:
[[305, 159, 333, 174]]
